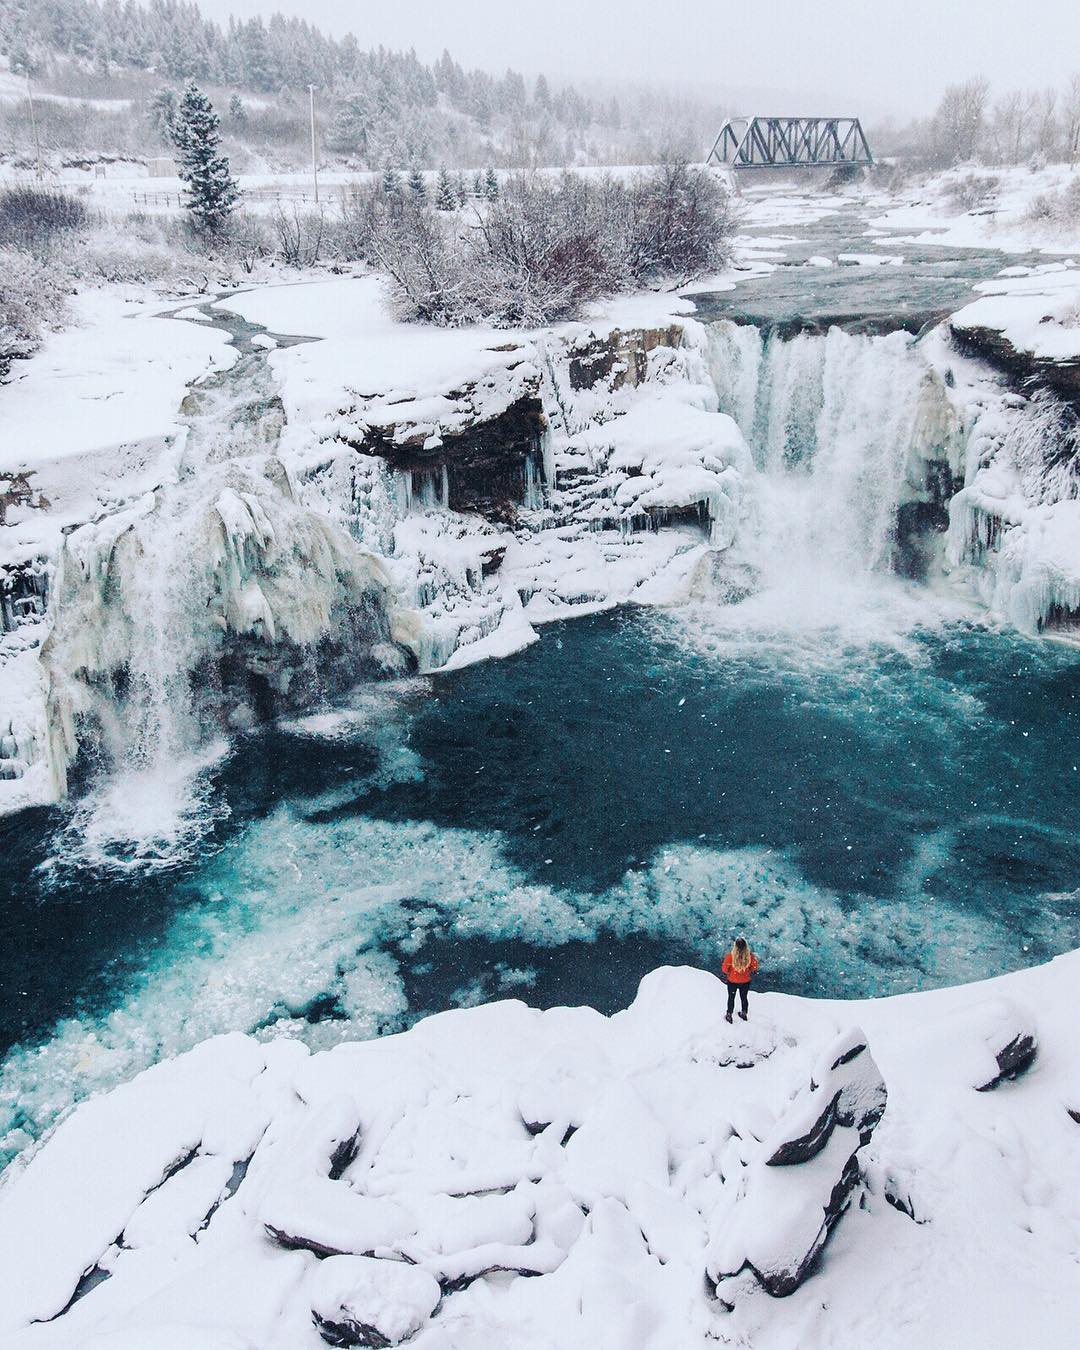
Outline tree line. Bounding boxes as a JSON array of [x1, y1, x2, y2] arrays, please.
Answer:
[[884, 74, 1080, 168], [1, 0, 716, 170]]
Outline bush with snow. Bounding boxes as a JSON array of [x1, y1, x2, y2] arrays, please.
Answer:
[[370, 164, 735, 327], [0, 247, 69, 379], [0, 185, 90, 256]]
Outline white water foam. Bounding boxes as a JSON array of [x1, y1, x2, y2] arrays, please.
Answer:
[[699, 320, 971, 647]]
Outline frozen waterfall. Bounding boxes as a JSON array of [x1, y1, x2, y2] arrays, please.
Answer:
[[41, 350, 409, 867], [704, 321, 962, 608]]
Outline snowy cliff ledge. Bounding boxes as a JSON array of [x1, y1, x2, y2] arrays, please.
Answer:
[[1, 957, 1078, 1349], [942, 265, 1080, 636]]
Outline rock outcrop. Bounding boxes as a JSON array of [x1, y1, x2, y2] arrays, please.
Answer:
[[706, 1028, 887, 1302]]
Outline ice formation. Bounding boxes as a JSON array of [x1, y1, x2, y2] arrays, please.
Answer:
[[4, 254, 1080, 837], [2, 958, 1078, 1349], [0, 279, 756, 825]]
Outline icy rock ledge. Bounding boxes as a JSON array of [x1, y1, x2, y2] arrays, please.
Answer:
[[3, 955, 1080, 1348], [0, 968, 891, 1350], [706, 1028, 886, 1303]]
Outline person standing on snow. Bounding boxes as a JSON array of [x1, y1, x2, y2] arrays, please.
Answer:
[[722, 936, 758, 1023]]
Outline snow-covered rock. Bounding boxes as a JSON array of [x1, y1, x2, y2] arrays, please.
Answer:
[[307, 1255, 440, 1346], [706, 1029, 886, 1301], [3, 957, 1080, 1349]]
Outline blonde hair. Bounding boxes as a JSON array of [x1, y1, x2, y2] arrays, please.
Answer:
[[730, 936, 753, 972]]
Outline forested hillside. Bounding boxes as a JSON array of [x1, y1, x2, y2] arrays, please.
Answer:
[[0, 0, 722, 169]]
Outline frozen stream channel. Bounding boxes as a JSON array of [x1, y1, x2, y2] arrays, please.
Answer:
[[1, 204, 1078, 1167]]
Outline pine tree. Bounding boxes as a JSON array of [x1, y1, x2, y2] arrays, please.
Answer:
[[171, 82, 240, 230], [454, 172, 469, 206], [229, 94, 247, 125], [483, 167, 499, 201], [434, 166, 457, 211], [381, 161, 402, 197], [472, 170, 484, 197], [149, 86, 178, 143], [407, 165, 428, 201]]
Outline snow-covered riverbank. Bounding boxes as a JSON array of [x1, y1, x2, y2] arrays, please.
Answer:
[[1, 955, 1077, 1349]]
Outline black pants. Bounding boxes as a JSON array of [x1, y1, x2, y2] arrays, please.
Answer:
[[726, 981, 749, 1015]]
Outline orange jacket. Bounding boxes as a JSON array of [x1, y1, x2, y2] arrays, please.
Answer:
[[722, 952, 758, 984]]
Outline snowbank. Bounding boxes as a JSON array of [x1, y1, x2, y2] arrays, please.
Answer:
[[1, 958, 1078, 1349], [868, 162, 1080, 255]]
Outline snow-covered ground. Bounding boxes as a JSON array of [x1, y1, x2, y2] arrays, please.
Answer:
[[0, 957, 1076, 1349], [867, 162, 1080, 256]]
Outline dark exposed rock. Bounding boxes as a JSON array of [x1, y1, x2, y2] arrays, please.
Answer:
[[567, 325, 683, 391], [205, 592, 411, 730], [1, 557, 50, 633], [766, 1091, 840, 1167], [314, 1312, 394, 1348], [951, 322, 1080, 409], [976, 1031, 1038, 1092], [353, 397, 548, 525]]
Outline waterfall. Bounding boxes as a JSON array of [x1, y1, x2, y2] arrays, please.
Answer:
[[705, 321, 961, 584]]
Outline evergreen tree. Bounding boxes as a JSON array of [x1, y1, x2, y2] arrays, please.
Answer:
[[407, 165, 427, 201], [454, 171, 469, 206], [171, 82, 240, 230], [473, 170, 484, 197], [434, 165, 457, 211], [381, 160, 402, 196], [228, 94, 246, 125], [149, 86, 178, 142], [483, 167, 499, 200]]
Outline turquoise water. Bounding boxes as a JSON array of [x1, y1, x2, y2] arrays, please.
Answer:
[[2, 600, 1078, 1162]]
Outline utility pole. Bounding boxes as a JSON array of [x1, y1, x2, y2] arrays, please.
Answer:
[[25, 72, 43, 181], [308, 84, 320, 204]]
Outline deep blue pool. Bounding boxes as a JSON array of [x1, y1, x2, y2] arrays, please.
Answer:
[[2, 597, 1078, 1162]]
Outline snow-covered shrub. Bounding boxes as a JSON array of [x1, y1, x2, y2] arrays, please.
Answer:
[[1024, 177, 1080, 230], [326, 185, 380, 261], [67, 230, 186, 286], [943, 174, 1000, 213], [372, 164, 735, 327], [0, 185, 90, 256], [272, 205, 326, 267], [220, 212, 273, 274], [0, 247, 69, 379], [624, 160, 736, 283]]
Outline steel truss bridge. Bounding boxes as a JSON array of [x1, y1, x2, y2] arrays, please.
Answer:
[[706, 116, 873, 171]]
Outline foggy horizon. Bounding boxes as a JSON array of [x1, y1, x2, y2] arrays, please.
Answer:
[[193, 0, 1080, 120]]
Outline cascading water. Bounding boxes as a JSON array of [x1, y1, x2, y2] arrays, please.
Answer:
[[704, 321, 963, 627]]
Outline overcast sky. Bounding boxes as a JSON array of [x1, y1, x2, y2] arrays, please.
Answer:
[[195, 0, 1079, 119]]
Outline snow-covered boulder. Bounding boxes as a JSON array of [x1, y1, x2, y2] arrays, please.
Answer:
[[706, 1028, 886, 1302], [307, 1255, 440, 1347]]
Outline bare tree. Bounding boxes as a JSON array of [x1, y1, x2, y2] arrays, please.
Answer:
[[1033, 88, 1059, 161], [930, 78, 990, 165], [1063, 73, 1080, 169], [991, 90, 1027, 164]]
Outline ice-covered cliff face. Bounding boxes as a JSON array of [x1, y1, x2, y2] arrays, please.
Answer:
[[704, 315, 1080, 637], [0, 285, 754, 831], [943, 265, 1080, 637], [43, 457, 403, 854]]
